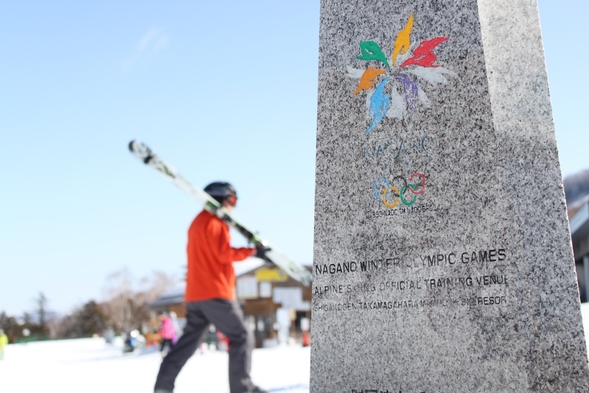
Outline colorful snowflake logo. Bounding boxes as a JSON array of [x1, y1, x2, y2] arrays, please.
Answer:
[[348, 14, 457, 134]]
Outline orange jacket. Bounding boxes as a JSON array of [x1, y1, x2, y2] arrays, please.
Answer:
[[185, 210, 255, 302]]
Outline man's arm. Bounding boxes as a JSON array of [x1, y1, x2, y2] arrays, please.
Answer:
[[209, 218, 255, 264]]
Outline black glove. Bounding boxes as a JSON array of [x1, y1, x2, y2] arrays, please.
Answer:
[[255, 245, 272, 260]]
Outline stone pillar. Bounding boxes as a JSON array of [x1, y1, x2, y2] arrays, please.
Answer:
[[311, 0, 589, 392]]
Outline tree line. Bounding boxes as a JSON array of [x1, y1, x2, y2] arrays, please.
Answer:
[[0, 269, 178, 343]]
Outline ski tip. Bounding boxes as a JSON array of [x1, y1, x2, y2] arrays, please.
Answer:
[[128, 140, 155, 165], [128, 140, 137, 152]]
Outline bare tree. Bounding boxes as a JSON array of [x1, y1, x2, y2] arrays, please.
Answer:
[[101, 268, 135, 332], [139, 271, 179, 302], [100, 268, 178, 333], [35, 292, 48, 335]]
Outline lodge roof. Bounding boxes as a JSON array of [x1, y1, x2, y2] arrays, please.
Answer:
[[149, 258, 273, 310]]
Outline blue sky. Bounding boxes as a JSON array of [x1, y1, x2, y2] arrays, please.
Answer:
[[1, 0, 587, 315]]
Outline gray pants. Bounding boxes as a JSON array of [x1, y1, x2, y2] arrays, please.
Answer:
[[154, 299, 255, 393]]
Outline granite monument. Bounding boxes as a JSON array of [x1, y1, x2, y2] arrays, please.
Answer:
[[311, 0, 589, 392]]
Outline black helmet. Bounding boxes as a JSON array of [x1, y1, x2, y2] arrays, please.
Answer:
[[204, 181, 237, 204]]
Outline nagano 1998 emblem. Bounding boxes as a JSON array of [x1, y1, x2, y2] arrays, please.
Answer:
[[348, 14, 456, 134]]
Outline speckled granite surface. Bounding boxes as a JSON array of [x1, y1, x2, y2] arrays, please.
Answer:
[[310, 1, 589, 392]]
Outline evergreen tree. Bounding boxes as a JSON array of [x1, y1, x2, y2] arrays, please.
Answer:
[[0, 312, 19, 343]]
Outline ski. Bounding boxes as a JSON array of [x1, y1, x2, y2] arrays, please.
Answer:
[[128, 140, 312, 286]]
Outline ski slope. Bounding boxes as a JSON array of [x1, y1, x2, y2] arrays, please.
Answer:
[[0, 337, 310, 393]]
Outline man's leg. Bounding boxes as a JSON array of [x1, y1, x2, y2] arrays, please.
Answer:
[[154, 302, 210, 392], [200, 299, 256, 393]]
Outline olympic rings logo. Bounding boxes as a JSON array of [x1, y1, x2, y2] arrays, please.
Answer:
[[373, 172, 427, 208]]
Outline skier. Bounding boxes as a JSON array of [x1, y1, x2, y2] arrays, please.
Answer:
[[154, 182, 268, 393], [103, 327, 114, 347], [168, 311, 182, 345], [158, 313, 176, 358], [0, 329, 7, 360]]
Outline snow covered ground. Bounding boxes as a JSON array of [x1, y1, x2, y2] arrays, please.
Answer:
[[3, 303, 589, 393], [0, 336, 310, 393]]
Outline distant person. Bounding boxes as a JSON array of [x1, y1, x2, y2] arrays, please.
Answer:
[[158, 313, 175, 358], [168, 311, 182, 345], [0, 329, 8, 360], [154, 182, 267, 393], [103, 327, 114, 347]]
